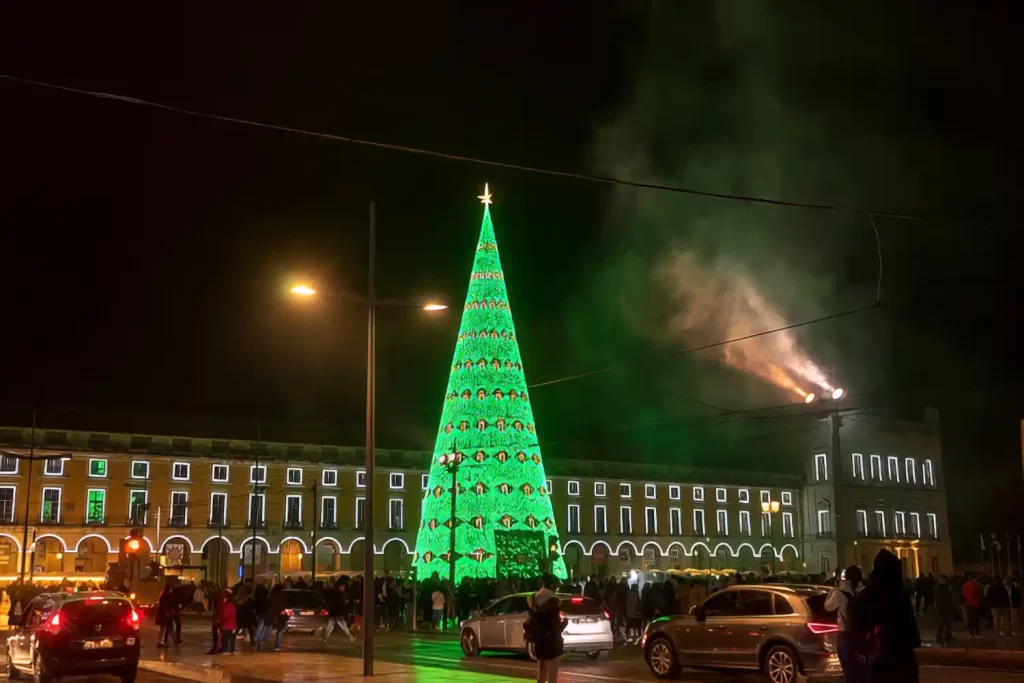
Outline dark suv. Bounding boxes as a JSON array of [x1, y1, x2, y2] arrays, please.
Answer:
[[642, 584, 842, 683], [6, 591, 141, 683]]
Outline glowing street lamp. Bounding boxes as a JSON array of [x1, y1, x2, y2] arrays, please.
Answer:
[[423, 303, 448, 311], [290, 284, 317, 296], [761, 499, 781, 574]]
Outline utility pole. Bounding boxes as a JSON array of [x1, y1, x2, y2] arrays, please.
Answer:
[[310, 479, 318, 585], [19, 411, 36, 583], [250, 419, 262, 583], [829, 407, 846, 570], [363, 201, 377, 677]]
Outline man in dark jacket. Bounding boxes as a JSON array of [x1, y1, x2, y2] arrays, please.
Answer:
[[851, 550, 921, 683], [583, 576, 598, 601], [527, 575, 566, 683], [934, 575, 955, 646], [988, 576, 1011, 636]]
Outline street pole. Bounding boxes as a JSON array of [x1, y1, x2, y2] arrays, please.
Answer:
[[829, 407, 845, 570], [773, 511, 778, 576], [310, 479, 318, 585], [18, 410, 36, 583], [448, 457, 458, 586], [363, 200, 377, 677], [251, 420, 261, 583]]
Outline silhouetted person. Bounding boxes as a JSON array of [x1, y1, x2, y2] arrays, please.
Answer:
[[851, 550, 921, 683]]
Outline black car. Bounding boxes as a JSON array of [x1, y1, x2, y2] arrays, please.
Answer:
[[6, 591, 141, 683]]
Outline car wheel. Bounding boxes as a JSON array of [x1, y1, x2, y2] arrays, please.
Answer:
[[32, 654, 51, 683], [7, 648, 20, 681], [585, 651, 601, 660], [764, 644, 799, 683], [460, 629, 480, 657], [525, 640, 537, 661], [120, 667, 138, 683], [646, 636, 681, 679]]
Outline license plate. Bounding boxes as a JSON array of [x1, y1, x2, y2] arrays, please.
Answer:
[[84, 639, 114, 650], [299, 611, 315, 616]]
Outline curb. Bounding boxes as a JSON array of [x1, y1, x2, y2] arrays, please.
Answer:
[[139, 658, 231, 683]]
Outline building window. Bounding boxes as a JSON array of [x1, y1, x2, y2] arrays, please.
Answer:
[[874, 510, 887, 537], [620, 483, 632, 499], [738, 489, 750, 504], [421, 474, 429, 490], [568, 504, 581, 533], [285, 495, 302, 527], [669, 508, 683, 535], [645, 507, 658, 534], [905, 458, 916, 485], [41, 487, 61, 523], [323, 469, 338, 487], [172, 462, 190, 481], [88, 459, 108, 478], [170, 491, 188, 526], [594, 505, 607, 534], [814, 453, 828, 481], [927, 513, 938, 539], [760, 512, 772, 537], [568, 480, 580, 496], [781, 491, 792, 506], [760, 490, 771, 505], [321, 496, 337, 528], [782, 512, 794, 538], [131, 461, 149, 480], [716, 509, 728, 536], [0, 487, 14, 523], [886, 456, 900, 482], [389, 499, 404, 530], [356, 471, 367, 488], [212, 465, 229, 483], [594, 482, 606, 497], [652, 484, 663, 500], [355, 497, 366, 530], [909, 512, 921, 537], [739, 510, 751, 536], [44, 458, 64, 476], [0, 455, 18, 475], [129, 490, 148, 525], [856, 509, 868, 536], [894, 511, 906, 536], [716, 488, 727, 503], [86, 489, 105, 524], [817, 509, 830, 535], [287, 468, 303, 486], [687, 486, 699, 502], [389, 472, 405, 490], [852, 453, 865, 480], [923, 460, 935, 487], [248, 493, 265, 527], [620, 506, 632, 534], [870, 455, 882, 481], [210, 492, 227, 526], [693, 509, 706, 536]]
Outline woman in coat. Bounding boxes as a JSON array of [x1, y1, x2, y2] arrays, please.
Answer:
[[526, 579, 567, 683]]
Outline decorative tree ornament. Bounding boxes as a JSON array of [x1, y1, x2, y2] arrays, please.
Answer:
[[413, 188, 566, 581]]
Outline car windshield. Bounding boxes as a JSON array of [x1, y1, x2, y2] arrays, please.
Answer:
[[60, 598, 132, 621], [559, 597, 603, 616], [804, 594, 837, 623], [283, 591, 325, 608]]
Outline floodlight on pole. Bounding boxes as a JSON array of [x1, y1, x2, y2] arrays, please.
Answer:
[[423, 303, 448, 311], [290, 284, 317, 296], [804, 393, 816, 404], [831, 387, 845, 400]]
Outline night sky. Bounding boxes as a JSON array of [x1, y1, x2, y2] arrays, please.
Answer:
[[3, 3, 1022, 562]]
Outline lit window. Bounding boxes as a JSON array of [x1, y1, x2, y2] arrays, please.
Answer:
[[870, 455, 882, 481], [620, 506, 632, 534], [212, 464, 229, 483], [210, 492, 227, 526], [43, 458, 64, 476], [909, 512, 921, 537], [568, 504, 581, 533], [594, 482, 607, 497], [927, 513, 938, 538], [170, 491, 189, 526], [669, 508, 683, 535], [852, 453, 864, 480], [760, 490, 770, 505], [322, 469, 338, 487], [782, 512, 794, 537], [128, 490, 148, 524], [715, 488, 727, 503], [0, 455, 18, 475], [689, 486, 701, 502], [645, 507, 658, 534], [814, 453, 828, 481], [739, 510, 751, 536], [248, 493, 265, 526], [389, 499, 404, 530], [355, 497, 366, 530], [421, 474, 429, 490], [653, 484, 664, 500], [894, 511, 906, 536], [856, 510, 868, 536], [172, 462, 190, 481], [88, 459, 107, 478], [287, 468, 303, 486], [781, 491, 792, 506], [86, 489, 105, 524], [321, 496, 337, 528], [389, 472, 405, 490], [567, 480, 580, 496], [356, 471, 367, 488], [886, 456, 900, 482], [131, 461, 149, 480], [620, 483, 632, 499], [285, 495, 302, 527], [594, 505, 607, 534], [738, 489, 750, 504], [41, 487, 62, 523], [923, 460, 935, 486], [692, 509, 706, 536], [874, 510, 887, 537], [716, 509, 728, 536], [817, 509, 830, 535], [905, 458, 916, 485], [760, 512, 772, 537], [249, 465, 266, 484]]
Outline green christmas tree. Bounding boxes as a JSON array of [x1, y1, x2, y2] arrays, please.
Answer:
[[414, 186, 567, 582]]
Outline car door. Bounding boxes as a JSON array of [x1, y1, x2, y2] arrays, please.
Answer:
[[478, 598, 511, 648], [12, 601, 41, 667], [730, 590, 776, 669], [503, 596, 531, 650], [686, 590, 740, 666]]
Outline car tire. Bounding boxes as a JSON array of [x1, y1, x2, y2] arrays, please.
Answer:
[[120, 667, 138, 683], [646, 636, 681, 680], [7, 649, 20, 681], [585, 651, 606, 660], [763, 644, 799, 683], [525, 640, 537, 661], [460, 629, 480, 657], [32, 654, 51, 683]]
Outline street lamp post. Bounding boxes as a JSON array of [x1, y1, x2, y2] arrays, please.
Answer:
[[761, 500, 781, 575], [289, 201, 446, 676]]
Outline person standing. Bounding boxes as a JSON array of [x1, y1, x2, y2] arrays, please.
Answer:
[[851, 550, 921, 683], [156, 584, 180, 647], [988, 576, 1011, 636], [431, 585, 446, 630], [626, 583, 641, 643], [1010, 576, 1021, 637], [934, 575, 955, 646], [583, 575, 598, 601], [527, 575, 566, 683], [825, 565, 864, 681], [962, 574, 983, 637]]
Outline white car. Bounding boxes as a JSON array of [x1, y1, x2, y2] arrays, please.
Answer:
[[460, 592, 614, 660]]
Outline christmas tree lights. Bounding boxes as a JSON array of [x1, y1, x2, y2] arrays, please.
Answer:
[[413, 186, 567, 582]]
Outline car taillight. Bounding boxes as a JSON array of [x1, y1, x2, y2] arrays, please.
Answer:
[[602, 610, 610, 621], [282, 609, 294, 617], [44, 612, 62, 634], [127, 609, 141, 630], [319, 609, 329, 617], [807, 622, 839, 635], [559, 611, 567, 620], [571, 597, 584, 604]]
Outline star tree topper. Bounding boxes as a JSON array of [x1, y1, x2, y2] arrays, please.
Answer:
[[478, 183, 493, 205]]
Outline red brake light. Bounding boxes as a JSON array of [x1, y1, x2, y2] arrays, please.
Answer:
[[807, 622, 839, 635], [319, 609, 329, 617], [128, 609, 140, 630], [602, 610, 610, 620], [559, 611, 567, 620], [571, 596, 584, 604], [44, 612, 61, 634], [282, 609, 294, 617]]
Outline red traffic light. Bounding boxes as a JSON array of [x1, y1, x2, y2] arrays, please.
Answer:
[[126, 538, 141, 553]]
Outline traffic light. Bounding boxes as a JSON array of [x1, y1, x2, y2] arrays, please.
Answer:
[[119, 529, 143, 565]]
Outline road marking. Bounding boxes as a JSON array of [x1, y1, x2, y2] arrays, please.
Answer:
[[920, 664, 1024, 675], [405, 653, 642, 682]]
